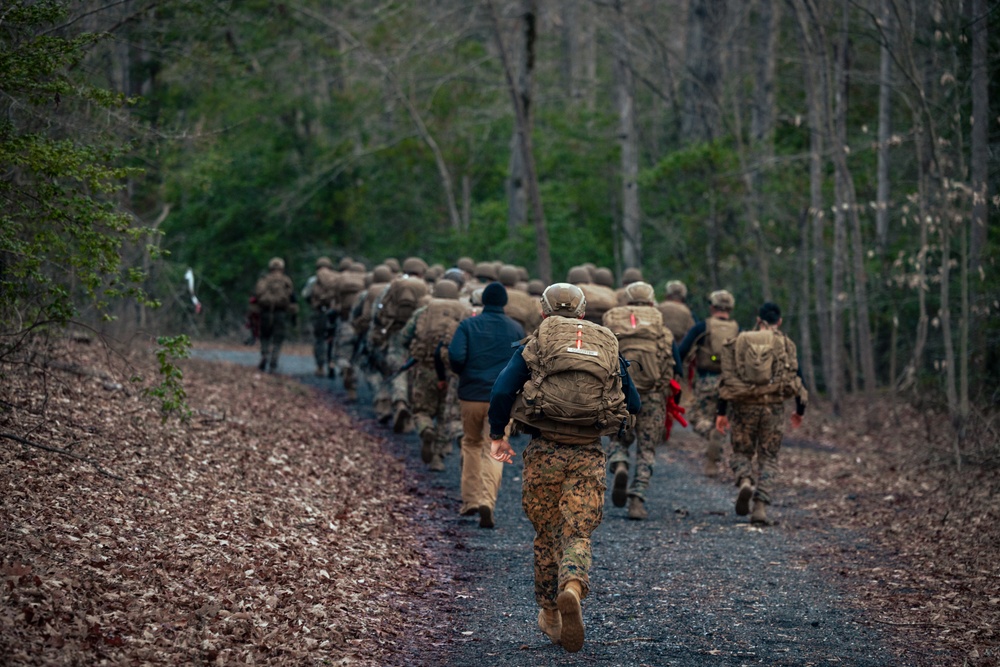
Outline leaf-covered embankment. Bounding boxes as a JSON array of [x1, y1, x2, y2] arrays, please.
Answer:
[[0, 340, 435, 665]]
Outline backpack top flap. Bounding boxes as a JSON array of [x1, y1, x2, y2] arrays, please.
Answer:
[[735, 329, 778, 385]]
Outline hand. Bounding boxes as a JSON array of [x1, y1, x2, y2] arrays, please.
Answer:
[[715, 415, 730, 434], [490, 438, 516, 464], [790, 413, 803, 429]]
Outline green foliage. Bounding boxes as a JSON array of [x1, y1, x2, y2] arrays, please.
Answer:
[[141, 335, 192, 423], [0, 0, 158, 351]]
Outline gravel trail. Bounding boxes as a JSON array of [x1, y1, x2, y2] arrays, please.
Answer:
[[195, 347, 907, 667]]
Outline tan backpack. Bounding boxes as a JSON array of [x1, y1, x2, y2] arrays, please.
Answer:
[[376, 276, 429, 331], [408, 298, 470, 363], [504, 289, 543, 333], [255, 272, 292, 310], [353, 283, 387, 337], [657, 300, 696, 342], [602, 305, 674, 394], [334, 271, 366, 319], [578, 284, 617, 325], [512, 316, 632, 444], [718, 329, 804, 402], [694, 317, 739, 373], [310, 267, 339, 309]]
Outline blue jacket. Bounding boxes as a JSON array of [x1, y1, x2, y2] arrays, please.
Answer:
[[448, 304, 525, 401], [488, 345, 642, 438]]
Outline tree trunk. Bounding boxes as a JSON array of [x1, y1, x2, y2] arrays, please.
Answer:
[[875, 0, 893, 256], [680, 0, 725, 144], [506, 0, 535, 234], [969, 0, 988, 405], [613, 0, 642, 270], [486, 0, 551, 282], [798, 208, 817, 395], [748, 0, 778, 302]]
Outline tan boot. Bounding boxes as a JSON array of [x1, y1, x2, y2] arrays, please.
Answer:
[[428, 454, 445, 472], [537, 607, 562, 644], [751, 500, 776, 526], [611, 462, 629, 508], [703, 438, 722, 476], [735, 478, 753, 516], [556, 580, 584, 653], [419, 427, 435, 464], [392, 401, 410, 434], [627, 496, 648, 520]]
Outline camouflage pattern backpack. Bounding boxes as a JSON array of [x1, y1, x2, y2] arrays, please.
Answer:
[[602, 305, 674, 394], [694, 317, 739, 373], [408, 298, 470, 363], [334, 270, 366, 319], [718, 329, 806, 403], [310, 266, 339, 309], [255, 272, 293, 310], [376, 276, 429, 332], [512, 316, 633, 445]]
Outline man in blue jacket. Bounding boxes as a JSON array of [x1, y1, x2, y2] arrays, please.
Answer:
[[487, 283, 641, 653], [448, 281, 525, 528]]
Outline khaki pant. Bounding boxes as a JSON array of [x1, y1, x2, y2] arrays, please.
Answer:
[[459, 400, 503, 514]]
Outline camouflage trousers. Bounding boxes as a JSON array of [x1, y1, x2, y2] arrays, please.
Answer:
[[384, 329, 409, 406], [729, 402, 785, 505], [522, 437, 606, 610], [258, 310, 288, 370], [331, 318, 357, 391], [311, 309, 331, 371], [410, 364, 449, 456], [607, 390, 666, 501], [690, 373, 727, 462]]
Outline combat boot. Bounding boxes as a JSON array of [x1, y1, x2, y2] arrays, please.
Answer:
[[258, 357, 267, 371], [751, 500, 776, 526], [735, 478, 753, 516], [478, 505, 494, 529], [627, 496, 648, 520], [428, 454, 445, 472], [537, 607, 562, 644], [314, 366, 325, 377], [556, 580, 585, 653], [419, 427, 435, 464], [392, 401, 410, 434], [611, 462, 629, 508], [703, 438, 722, 476]]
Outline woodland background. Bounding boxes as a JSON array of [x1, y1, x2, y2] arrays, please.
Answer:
[[2, 0, 1000, 445]]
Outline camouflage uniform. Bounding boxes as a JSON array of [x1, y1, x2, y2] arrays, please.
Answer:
[[729, 403, 785, 505], [522, 437, 606, 609], [607, 390, 665, 501], [690, 373, 727, 467]]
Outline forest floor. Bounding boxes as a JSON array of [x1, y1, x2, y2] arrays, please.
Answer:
[[0, 336, 997, 666]]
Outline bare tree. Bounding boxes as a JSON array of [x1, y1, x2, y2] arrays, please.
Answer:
[[875, 0, 893, 255], [612, 0, 642, 269], [680, 0, 726, 143], [505, 0, 536, 233]]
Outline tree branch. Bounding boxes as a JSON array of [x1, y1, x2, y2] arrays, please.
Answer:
[[0, 432, 125, 481]]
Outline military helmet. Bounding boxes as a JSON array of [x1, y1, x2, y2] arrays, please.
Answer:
[[338, 256, 354, 271], [442, 267, 465, 286], [593, 267, 614, 288], [383, 257, 401, 273], [402, 256, 428, 276], [527, 279, 545, 296], [498, 264, 520, 287], [624, 281, 656, 305], [474, 261, 497, 281], [316, 256, 334, 270], [710, 289, 735, 310], [622, 267, 643, 284], [541, 282, 586, 318], [457, 256, 476, 274], [665, 280, 688, 299], [349, 261, 366, 273], [372, 264, 393, 283], [566, 266, 591, 284], [268, 257, 285, 271], [433, 279, 459, 299]]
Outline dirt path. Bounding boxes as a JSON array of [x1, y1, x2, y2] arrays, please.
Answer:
[[196, 348, 913, 666]]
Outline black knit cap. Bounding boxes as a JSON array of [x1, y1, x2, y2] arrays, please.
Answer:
[[482, 281, 508, 307]]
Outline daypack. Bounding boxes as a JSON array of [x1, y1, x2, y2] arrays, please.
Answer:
[[376, 276, 429, 331], [602, 305, 674, 393], [578, 284, 618, 325], [353, 282, 388, 337], [310, 267, 339, 309], [657, 300, 696, 342], [504, 289, 543, 333], [255, 272, 293, 310], [334, 270, 366, 319], [718, 329, 804, 402], [512, 316, 633, 444], [408, 298, 470, 363], [694, 317, 739, 373]]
